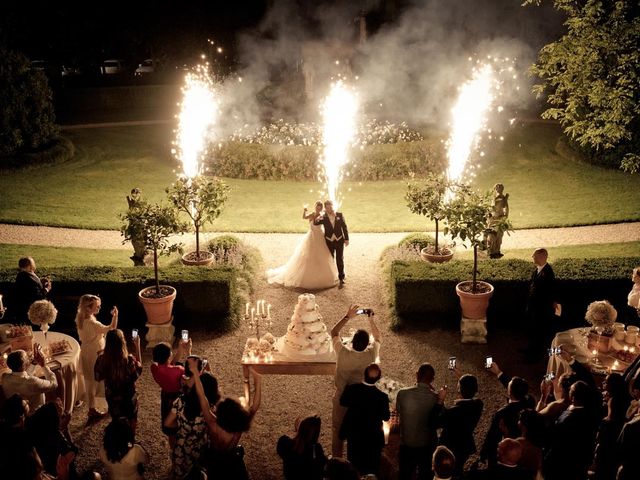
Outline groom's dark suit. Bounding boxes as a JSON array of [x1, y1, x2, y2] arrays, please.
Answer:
[[315, 212, 349, 281]]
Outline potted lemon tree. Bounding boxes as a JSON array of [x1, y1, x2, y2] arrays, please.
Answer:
[[167, 175, 230, 266], [121, 202, 186, 324]]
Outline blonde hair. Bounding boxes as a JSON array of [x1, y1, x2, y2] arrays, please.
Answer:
[[75, 294, 100, 330]]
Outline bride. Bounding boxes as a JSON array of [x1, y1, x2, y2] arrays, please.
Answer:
[[267, 201, 338, 289]]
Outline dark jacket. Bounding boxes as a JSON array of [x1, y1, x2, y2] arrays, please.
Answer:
[[617, 414, 640, 480], [277, 435, 326, 480], [527, 263, 556, 317], [13, 270, 47, 323], [339, 383, 390, 447], [489, 463, 535, 480], [315, 212, 349, 243], [432, 397, 483, 461]]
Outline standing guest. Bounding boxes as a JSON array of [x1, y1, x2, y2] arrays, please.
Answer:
[[625, 374, 640, 419], [543, 380, 599, 480], [277, 414, 327, 480], [150, 340, 191, 447], [94, 329, 142, 432], [2, 347, 58, 412], [75, 294, 117, 421], [330, 304, 381, 457], [14, 257, 51, 324], [522, 248, 558, 362], [616, 408, 640, 480], [627, 266, 640, 315], [339, 363, 390, 477], [99, 419, 148, 480], [431, 446, 455, 480], [536, 373, 573, 424], [432, 373, 483, 476], [164, 360, 219, 480], [189, 358, 262, 480], [515, 409, 545, 478], [489, 438, 534, 480], [396, 362, 441, 480]]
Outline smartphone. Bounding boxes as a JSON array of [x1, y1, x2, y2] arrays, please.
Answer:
[[181, 330, 189, 342], [132, 329, 138, 339], [356, 308, 374, 316], [202, 359, 209, 370], [485, 356, 493, 369], [544, 372, 556, 382], [448, 356, 456, 370]]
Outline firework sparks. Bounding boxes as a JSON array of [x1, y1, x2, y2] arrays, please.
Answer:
[[173, 65, 218, 178], [319, 81, 358, 208]]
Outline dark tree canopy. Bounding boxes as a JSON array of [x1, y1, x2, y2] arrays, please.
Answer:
[[0, 47, 57, 156], [526, 0, 640, 172]]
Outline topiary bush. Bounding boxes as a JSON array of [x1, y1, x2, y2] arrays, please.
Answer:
[[0, 48, 58, 157]]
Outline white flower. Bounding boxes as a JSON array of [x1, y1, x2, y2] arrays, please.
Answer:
[[585, 300, 617, 329], [28, 300, 57, 326]]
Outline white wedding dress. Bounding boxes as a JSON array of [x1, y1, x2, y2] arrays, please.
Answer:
[[267, 220, 339, 289]]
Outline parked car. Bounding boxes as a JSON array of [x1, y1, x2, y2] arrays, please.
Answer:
[[101, 59, 126, 75], [135, 58, 155, 76]]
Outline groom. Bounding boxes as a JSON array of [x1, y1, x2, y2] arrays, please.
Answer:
[[316, 200, 349, 287]]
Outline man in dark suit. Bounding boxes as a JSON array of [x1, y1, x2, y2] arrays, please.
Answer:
[[523, 248, 557, 362], [489, 438, 534, 480], [315, 200, 349, 287], [340, 363, 390, 476], [13, 257, 50, 324]]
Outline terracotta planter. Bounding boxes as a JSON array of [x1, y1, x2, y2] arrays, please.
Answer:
[[138, 286, 176, 325], [420, 246, 454, 263], [181, 251, 214, 266], [456, 281, 494, 319]]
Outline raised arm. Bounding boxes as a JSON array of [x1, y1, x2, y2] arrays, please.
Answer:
[[188, 358, 216, 426], [368, 313, 381, 344], [331, 304, 359, 338], [109, 306, 119, 330]]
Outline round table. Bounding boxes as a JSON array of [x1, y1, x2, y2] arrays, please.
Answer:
[[0, 331, 82, 413]]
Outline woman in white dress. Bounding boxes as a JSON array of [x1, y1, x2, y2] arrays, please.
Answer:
[[267, 201, 338, 289]]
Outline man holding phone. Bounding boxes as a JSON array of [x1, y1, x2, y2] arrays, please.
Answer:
[[330, 304, 381, 458]]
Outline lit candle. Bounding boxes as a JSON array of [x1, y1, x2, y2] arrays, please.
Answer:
[[592, 349, 597, 356], [383, 420, 390, 445], [245, 303, 250, 316], [262, 300, 266, 316], [251, 308, 255, 322], [614, 360, 620, 368], [624, 345, 629, 352], [267, 304, 271, 318], [0, 294, 3, 311], [631, 347, 636, 354]]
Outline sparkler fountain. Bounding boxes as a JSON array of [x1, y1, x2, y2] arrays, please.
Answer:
[[319, 80, 359, 209]]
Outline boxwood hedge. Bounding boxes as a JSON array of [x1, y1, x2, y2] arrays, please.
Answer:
[[0, 265, 241, 335], [389, 257, 640, 330]]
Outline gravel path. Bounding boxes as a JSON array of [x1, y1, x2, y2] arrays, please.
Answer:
[[3, 221, 637, 479]]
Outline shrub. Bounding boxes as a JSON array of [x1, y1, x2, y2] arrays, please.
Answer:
[[398, 233, 435, 252], [0, 136, 75, 170], [0, 48, 57, 156], [387, 256, 640, 330], [207, 235, 262, 296]]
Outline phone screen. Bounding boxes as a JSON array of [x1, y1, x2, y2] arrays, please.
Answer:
[[485, 356, 493, 369], [132, 329, 138, 339], [356, 309, 365, 315], [448, 356, 456, 370], [181, 330, 189, 342]]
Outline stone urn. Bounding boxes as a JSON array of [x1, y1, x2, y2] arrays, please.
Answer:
[[138, 285, 177, 325]]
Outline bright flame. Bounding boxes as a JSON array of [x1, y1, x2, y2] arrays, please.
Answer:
[[320, 81, 358, 208], [446, 64, 495, 185], [175, 66, 218, 178]]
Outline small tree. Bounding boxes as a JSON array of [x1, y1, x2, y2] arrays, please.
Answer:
[[121, 203, 186, 295], [405, 172, 456, 254], [444, 186, 512, 293], [167, 175, 230, 259]]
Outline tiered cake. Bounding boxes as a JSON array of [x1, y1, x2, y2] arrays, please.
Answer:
[[276, 293, 334, 361]]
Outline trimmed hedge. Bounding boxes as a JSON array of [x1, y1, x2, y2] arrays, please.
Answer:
[[0, 265, 240, 335], [0, 136, 75, 170], [206, 140, 445, 180], [389, 257, 640, 330]]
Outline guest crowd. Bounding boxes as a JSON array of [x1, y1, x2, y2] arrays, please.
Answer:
[[0, 255, 639, 480]]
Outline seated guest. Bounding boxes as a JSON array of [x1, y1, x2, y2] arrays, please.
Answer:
[[536, 372, 573, 424], [616, 408, 640, 480], [489, 438, 534, 480], [99, 419, 148, 480], [2, 347, 57, 412], [150, 340, 191, 446], [0, 394, 32, 474], [481, 364, 532, 468], [189, 358, 262, 480], [277, 414, 327, 480], [325, 458, 360, 480], [340, 363, 390, 477], [431, 446, 455, 480], [515, 409, 545, 478], [543, 380, 599, 480], [14, 257, 51, 324], [432, 373, 483, 475], [1, 393, 30, 429], [625, 374, 640, 419], [94, 329, 142, 432]]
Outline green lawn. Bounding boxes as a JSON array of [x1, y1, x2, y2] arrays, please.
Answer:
[[0, 122, 638, 232], [454, 241, 640, 261]]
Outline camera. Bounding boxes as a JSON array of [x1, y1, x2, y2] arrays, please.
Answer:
[[181, 330, 189, 342], [356, 308, 374, 316], [132, 329, 138, 339], [544, 372, 556, 382], [547, 346, 562, 357], [448, 356, 456, 370], [485, 356, 493, 369]]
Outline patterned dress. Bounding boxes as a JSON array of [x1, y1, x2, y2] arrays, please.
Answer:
[[171, 396, 209, 479]]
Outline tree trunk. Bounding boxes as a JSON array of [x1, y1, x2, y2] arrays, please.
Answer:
[[472, 245, 478, 293], [434, 219, 439, 254], [153, 246, 160, 295], [195, 224, 200, 257]]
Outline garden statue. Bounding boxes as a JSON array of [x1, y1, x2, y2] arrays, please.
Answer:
[[486, 183, 509, 258], [125, 188, 150, 266]]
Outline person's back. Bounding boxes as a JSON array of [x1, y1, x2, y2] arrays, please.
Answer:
[[277, 415, 326, 480], [100, 419, 147, 480]]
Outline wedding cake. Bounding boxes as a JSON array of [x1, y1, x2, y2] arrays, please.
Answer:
[[276, 293, 334, 361]]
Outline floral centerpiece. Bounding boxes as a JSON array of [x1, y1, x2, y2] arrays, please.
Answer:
[[376, 377, 406, 408], [585, 300, 617, 353], [28, 300, 57, 334]]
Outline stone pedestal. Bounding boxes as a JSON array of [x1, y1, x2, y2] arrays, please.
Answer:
[[461, 316, 487, 344], [145, 317, 175, 349]]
